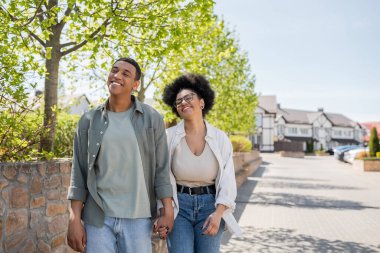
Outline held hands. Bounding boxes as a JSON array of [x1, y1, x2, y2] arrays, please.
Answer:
[[153, 206, 174, 240], [67, 217, 86, 253]]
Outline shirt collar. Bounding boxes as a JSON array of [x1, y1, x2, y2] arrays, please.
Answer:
[[98, 95, 144, 119]]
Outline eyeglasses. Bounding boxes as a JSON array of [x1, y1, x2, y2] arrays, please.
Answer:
[[174, 93, 196, 107]]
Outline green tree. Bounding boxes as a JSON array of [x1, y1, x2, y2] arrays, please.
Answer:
[[155, 18, 257, 134], [369, 127, 380, 157], [1, 0, 213, 153]]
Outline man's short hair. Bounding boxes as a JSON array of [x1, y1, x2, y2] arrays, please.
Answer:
[[114, 57, 142, 81]]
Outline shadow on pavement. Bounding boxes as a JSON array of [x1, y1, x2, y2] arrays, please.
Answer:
[[257, 180, 363, 190], [221, 227, 380, 253], [246, 192, 380, 210], [221, 164, 267, 244]]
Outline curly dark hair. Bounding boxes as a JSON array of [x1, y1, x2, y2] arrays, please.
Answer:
[[163, 74, 215, 117]]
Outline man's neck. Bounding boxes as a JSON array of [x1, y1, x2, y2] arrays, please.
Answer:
[[108, 95, 133, 112]]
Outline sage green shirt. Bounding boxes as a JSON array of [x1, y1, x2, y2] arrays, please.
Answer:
[[96, 109, 151, 218], [67, 96, 172, 227]]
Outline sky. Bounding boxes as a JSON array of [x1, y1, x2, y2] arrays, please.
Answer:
[[214, 0, 380, 123]]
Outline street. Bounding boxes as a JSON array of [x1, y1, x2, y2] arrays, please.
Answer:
[[221, 153, 380, 253]]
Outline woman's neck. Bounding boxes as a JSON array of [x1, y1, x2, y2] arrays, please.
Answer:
[[184, 117, 205, 135]]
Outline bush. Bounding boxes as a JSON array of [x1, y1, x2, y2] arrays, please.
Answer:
[[356, 150, 369, 159], [306, 141, 314, 153], [53, 113, 80, 158], [229, 135, 252, 152], [369, 127, 380, 157]]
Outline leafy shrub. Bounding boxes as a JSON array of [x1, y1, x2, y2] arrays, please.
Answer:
[[229, 135, 252, 152], [306, 141, 314, 153], [369, 127, 380, 157], [53, 113, 80, 158], [356, 150, 369, 159]]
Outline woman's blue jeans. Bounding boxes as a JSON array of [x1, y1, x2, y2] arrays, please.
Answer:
[[168, 192, 225, 253], [84, 216, 152, 253]]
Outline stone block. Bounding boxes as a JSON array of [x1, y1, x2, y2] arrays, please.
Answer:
[[0, 199, 5, 216], [4, 231, 28, 252], [62, 174, 71, 188], [31, 176, 42, 194], [38, 239, 51, 253], [3, 166, 17, 180], [19, 238, 36, 253], [59, 162, 71, 174], [47, 203, 67, 217], [47, 162, 60, 174], [51, 234, 66, 249], [10, 186, 29, 208], [47, 189, 60, 200], [44, 175, 61, 189], [6, 209, 28, 236], [17, 174, 29, 184], [31, 196, 46, 208], [37, 163, 46, 176], [48, 215, 68, 235], [0, 179, 9, 190]]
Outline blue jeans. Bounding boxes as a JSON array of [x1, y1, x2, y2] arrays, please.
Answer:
[[85, 216, 152, 253], [168, 193, 225, 253]]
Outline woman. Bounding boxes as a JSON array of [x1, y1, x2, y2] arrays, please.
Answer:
[[161, 74, 241, 253]]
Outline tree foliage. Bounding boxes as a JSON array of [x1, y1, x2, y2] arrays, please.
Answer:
[[369, 127, 380, 157], [154, 18, 257, 134], [1, 0, 214, 152]]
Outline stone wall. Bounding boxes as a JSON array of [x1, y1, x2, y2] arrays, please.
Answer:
[[0, 152, 262, 253], [0, 160, 74, 253]]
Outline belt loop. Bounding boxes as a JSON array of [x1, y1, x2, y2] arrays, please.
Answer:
[[180, 185, 184, 193], [189, 187, 192, 195], [206, 186, 210, 194]]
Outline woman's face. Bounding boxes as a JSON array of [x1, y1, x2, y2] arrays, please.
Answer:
[[174, 89, 205, 119]]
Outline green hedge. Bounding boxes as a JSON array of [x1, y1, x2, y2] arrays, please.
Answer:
[[0, 111, 79, 161], [229, 135, 252, 152]]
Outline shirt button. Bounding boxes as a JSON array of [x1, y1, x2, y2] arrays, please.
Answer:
[[100, 131, 103, 134], [92, 155, 95, 157], [105, 121, 107, 124], [96, 143, 100, 146]]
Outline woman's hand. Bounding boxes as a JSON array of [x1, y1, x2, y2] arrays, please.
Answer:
[[202, 204, 227, 236]]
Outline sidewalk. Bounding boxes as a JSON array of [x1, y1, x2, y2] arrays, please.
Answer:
[[221, 153, 380, 252]]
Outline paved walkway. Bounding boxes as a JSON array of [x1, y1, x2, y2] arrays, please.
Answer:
[[221, 153, 380, 253]]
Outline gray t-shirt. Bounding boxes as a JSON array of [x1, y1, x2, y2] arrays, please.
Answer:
[[95, 108, 151, 218]]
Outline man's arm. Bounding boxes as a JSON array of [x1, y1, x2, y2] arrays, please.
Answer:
[[67, 200, 86, 252]]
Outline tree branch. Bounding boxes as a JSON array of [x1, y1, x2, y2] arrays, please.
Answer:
[[61, 19, 110, 56], [28, 29, 46, 47]]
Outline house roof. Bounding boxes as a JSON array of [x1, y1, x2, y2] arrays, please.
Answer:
[[258, 95, 277, 114], [278, 107, 358, 128], [325, 113, 357, 127], [361, 122, 380, 141]]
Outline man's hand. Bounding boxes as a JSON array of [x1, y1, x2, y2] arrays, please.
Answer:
[[154, 198, 174, 240], [67, 200, 86, 252]]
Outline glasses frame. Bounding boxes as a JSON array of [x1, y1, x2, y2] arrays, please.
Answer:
[[173, 92, 196, 107]]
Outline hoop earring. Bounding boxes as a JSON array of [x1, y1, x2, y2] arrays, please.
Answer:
[[201, 105, 204, 109]]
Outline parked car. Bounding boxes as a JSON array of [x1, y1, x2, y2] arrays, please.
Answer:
[[334, 145, 360, 161], [343, 147, 369, 164]]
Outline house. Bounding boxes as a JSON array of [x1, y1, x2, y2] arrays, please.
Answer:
[[252, 95, 277, 152], [361, 122, 380, 144], [253, 95, 365, 152]]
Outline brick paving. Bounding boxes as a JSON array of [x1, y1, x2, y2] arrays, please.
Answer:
[[221, 153, 380, 253]]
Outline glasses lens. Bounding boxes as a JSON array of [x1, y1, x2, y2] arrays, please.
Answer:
[[175, 93, 194, 107]]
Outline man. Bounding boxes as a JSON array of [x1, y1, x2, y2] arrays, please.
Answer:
[[67, 57, 174, 253]]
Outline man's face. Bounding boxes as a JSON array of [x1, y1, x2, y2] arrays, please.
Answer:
[[107, 61, 140, 96]]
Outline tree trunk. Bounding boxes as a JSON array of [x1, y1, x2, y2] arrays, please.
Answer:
[[137, 73, 146, 102], [40, 33, 61, 153]]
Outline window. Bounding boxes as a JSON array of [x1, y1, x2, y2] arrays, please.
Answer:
[[255, 114, 263, 127], [300, 129, 309, 135], [288, 127, 298, 134], [334, 130, 342, 136]]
